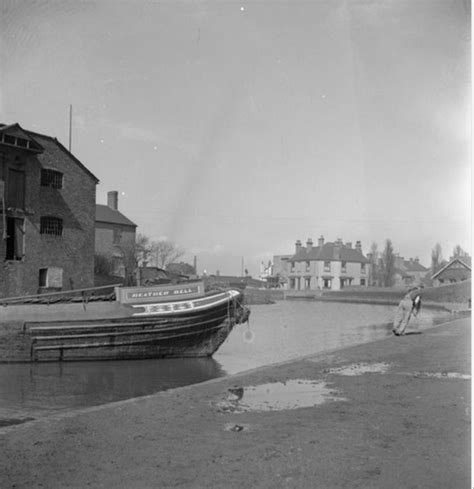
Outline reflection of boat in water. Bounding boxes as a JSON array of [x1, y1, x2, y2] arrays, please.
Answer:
[[0, 357, 227, 422], [0, 282, 250, 362]]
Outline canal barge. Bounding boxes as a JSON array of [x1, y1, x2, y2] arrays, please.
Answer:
[[0, 282, 250, 362]]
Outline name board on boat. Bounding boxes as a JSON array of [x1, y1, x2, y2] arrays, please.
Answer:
[[116, 282, 204, 304]]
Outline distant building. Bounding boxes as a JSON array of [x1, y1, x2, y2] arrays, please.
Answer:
[[432, 256, 471, 286], [393, 256, 429, 287], [267, 255, 291, 288], [95, 191, 137, 278], [0, 122, 98, 297], [287, 236, 369, 291]]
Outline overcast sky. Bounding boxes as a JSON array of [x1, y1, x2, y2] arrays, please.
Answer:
[[1, 0, 471, 276]]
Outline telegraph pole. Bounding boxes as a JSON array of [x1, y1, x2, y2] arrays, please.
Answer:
[[68, 105, 72, 152]]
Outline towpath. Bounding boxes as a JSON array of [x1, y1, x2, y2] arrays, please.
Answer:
[[0, 316, 470, 488]]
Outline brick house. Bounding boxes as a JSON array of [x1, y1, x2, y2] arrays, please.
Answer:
[[0, 123, 98, 297], [432, 256, 471, 286], [287, 236, 369, 291], [95, 191, 137, 278], [393, 256, 429, 287]]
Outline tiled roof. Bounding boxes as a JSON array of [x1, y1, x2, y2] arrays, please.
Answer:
[[403, 260, 429, 272], [289, 242, 368, 263], [96, 204, 137, 227], [432, 256, 472, 279]]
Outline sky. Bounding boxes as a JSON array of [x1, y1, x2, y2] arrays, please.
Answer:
[[0, 0, 471, 276]]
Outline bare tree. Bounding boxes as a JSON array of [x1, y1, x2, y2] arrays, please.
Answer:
[[151, 239, 185, 269], [135, 234, 153, 267], [380, 239, 396, 287], [431, 243, 443, 276]]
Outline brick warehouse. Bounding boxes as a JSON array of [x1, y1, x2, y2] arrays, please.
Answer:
[[0, 123, 99, 298]]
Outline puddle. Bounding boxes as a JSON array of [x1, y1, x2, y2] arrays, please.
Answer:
[[223, 423, 252, 432], [412, 372, 471, 380], [214, 379, 346, 413], [325, 362, 391, 376]]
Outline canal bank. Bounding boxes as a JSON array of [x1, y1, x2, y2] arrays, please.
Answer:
[[0, 316, 470, 489]]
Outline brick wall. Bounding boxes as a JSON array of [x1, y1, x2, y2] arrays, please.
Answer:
[[0, 133, 97, 297]]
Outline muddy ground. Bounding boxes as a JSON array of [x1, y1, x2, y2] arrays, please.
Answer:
[[0, 317, 470, 489]]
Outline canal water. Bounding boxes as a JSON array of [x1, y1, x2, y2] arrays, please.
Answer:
[[0, 301, 449, 424]]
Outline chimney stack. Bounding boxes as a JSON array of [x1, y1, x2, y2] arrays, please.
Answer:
[[335, 238, 343, 247], [306, 238, 313, 252], [107, 191, 118, 210], [295, 240, 302, 253], [345, 242, 352, 249], [318, 235, 324, 247], [355, 241, 362, 252]]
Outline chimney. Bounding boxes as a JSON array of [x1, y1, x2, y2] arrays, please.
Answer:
[[318, 235, 324, 247], [295, 240, 302, 253], [345, 242, 352, 249], [355, 241, 362, 252], [414, 257, 420, 264], [306, 238, 313, 252], [108, 191, 118, 210], [193, 255, 197, 274], [335, 238, 343, 247]]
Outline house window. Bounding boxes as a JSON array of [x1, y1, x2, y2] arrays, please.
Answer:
[[324, 261, 331, 272], [5, 217, 24, 260], [40, 216, 63, 236], [39, 267, 63, 288], [361, 263, 366, 274], [305, 277, 311, 289], [360, 279, 366, 286], [341, 261, 347, 273], [7, 169, 25, 209], [41, 169, 63, 189], [113, 227, 122, 244], [323, 278, 332, 289], [290, 262, 295, 272], [306, 261, 310, 272]]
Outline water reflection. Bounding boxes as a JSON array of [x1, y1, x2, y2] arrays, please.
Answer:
[[0, 301, 449, 423], [0, 357, 224, 421]]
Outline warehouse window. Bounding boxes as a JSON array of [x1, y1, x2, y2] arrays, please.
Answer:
[[5, 217, 24, 260], [40, 216, 63, 236], [39, 267, 63, 288], [7, 169, 25, 209], [41, 169, 63, 189]]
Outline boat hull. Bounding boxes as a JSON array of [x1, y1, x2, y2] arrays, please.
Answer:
[[0, 289, 250, 362]]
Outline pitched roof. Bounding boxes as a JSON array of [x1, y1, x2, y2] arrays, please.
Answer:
[[402, 260, 429, 272], [289, 242, 368, 263], [432, 256, 472, 279], [0, 123, 99, 183], [0, 123, 44, 153], [95, 204, 137, 227]]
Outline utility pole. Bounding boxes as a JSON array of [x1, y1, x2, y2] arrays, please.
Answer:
[[68, 105, 72, 152]]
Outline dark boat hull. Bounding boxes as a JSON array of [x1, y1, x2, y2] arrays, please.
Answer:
[[0, 289, 250, 362]]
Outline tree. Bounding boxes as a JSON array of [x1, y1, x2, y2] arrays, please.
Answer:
[[380, 239, 396, 287], [166, 262, 196, 276], [151, 239, 185, 269], [452, 244, 468, 258], [94, 253, 114, 276], [431, 243, 443, 276], [368, 242, 379, 286], [135, 234, 153, 267]]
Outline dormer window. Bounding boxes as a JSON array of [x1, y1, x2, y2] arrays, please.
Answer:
[[41, 169, 63, 189]]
